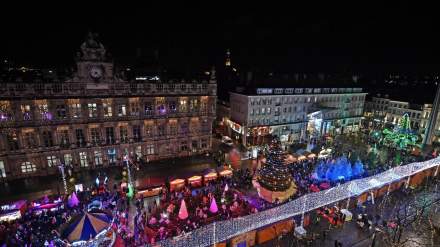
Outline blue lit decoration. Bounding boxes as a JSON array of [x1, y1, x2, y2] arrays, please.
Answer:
[[312, 161, 327, 181], [313, 157, 362, 182], [352, 159, 365, 178]]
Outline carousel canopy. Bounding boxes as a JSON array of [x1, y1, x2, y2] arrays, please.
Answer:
[[63, 211, 112, 243]]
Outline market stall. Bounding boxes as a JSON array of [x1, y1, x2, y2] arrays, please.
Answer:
[[297, 155, 307, 162], [31, 196, 63, 212], [0, 200, 27, 222], [219, 169, 233, 178], [204, 172, 218, 182], [136, 186, 163, 199], [188, 175, 203, 187], [307, 153, 316, 159], [318, 148, 332, 159], [170, 179, 185, 191], [203, 169, 218, 183]]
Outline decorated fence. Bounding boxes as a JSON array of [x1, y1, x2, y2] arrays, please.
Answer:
[[155, 157, 440, 247]]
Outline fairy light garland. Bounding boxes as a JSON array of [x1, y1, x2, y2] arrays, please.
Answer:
[[153, 157, 440, 247]]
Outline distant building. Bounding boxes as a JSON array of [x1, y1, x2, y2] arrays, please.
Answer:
[[363, 94, 440, 142], [0, 33, 217, 180], [228, 87, 366, 147]]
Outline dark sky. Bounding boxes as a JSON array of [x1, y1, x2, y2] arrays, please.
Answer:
[[2, 2, 439, 73]]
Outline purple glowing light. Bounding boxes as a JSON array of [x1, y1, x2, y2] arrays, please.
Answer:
[[43, 112, 53, 120]]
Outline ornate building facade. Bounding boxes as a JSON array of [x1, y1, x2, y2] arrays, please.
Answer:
[[0, 35, 217, 180]]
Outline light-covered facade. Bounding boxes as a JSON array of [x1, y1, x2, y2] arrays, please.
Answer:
[[364, 95, 440, 142], [0, 36, 216, 180], [229, 88, 366, 146]]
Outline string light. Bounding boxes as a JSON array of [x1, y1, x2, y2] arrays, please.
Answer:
[[155, 156, 440, 247], [59, 164, 68, 195], [257, 138, 294, 192]]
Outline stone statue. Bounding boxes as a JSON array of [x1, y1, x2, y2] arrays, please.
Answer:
[[80, 32, 106, 60]]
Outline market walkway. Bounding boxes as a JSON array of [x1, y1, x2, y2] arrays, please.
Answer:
[[259, 180, 440, 247]]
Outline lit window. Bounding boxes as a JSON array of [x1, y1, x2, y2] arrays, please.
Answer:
[[130, 102, 139, 116], [64, 154, 72, 166], [146, 144, 154, 155], [38, 103, 52, 120], [144, 103, 153, 115], [79, 152, 88, 167], [21, 104, 32, 120], [21, 161, 36, 173], [108, 149, 117, 165], [103, 103, 112, 117], [70, 103, 81, 118], [118, 105, 127, 116], [135, 146, 142, 160], [90, 128, 101, 145], [46, 156, 58, 167], [94, 150, 103, 166], [120, 126, 129, 143], [179, 99, 187, 112], [0, 161, 6, 177], [88, 103, 97, 118]]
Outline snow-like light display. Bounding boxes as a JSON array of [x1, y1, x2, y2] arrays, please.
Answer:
[[154, 156, 440, 247], [313, 157, 359, 182]]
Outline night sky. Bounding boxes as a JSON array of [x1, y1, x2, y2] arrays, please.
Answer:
[[2, 2, 439, 73]]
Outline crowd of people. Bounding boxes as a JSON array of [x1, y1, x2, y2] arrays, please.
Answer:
[[131, 171, 255, 245], [0, 181, 132, 247]]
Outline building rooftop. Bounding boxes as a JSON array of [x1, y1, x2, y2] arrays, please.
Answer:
[[232, 86, 364, 96]]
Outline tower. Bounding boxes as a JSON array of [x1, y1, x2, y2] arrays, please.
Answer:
[[423, 83, 440, 146], [225, 49, 231, 67], [72, 32, 114, 82]]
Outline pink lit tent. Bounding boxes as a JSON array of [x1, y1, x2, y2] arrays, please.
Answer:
[[178, 199, 188, 220], [209, 196, 218, 213]]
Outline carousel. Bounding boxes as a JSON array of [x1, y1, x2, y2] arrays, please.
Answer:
[[59, 210, 115, 246]]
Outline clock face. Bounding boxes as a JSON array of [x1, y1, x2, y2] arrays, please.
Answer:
[[90, 66, 103, 79]]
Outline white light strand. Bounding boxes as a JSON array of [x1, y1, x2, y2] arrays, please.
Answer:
[[59, 165, 67, 195], [153, 157, 440, 247]]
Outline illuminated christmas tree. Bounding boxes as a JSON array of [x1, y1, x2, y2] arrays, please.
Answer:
[[382, 113, 420, 150], [253, 138, 297, 203]]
